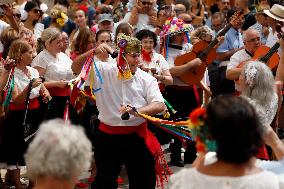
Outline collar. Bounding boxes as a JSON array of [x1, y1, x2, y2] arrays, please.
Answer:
[[245, 49, 254, 57]]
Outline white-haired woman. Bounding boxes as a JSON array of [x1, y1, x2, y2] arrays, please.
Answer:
[[25, 119, 93, 189], [238, 61, 278, 160], [32, 27, 75, 121]]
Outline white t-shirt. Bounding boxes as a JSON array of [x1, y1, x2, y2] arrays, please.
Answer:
[[169, 168, 283, 189], [0, 20, 10, 53], [14, 66, 41, 99], [89, 61, 164, 126], [31, 49, 73, 81]]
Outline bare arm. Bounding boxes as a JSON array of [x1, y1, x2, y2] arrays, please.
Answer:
[[170, 58, 202, 77], [72, 44, 112, 75], [264, 127, 284, 160], [137, 101, 166, 116], [71, 48, 95, 75]]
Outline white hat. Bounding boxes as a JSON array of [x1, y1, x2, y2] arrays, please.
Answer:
[[264, 4, 284, 22]]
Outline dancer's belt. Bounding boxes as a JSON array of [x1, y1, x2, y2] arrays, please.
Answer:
[[9, 98, 40, 111], [49, 87, 70, 96]]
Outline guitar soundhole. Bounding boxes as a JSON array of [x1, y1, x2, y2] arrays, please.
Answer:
[[192, 70, 197, 75]]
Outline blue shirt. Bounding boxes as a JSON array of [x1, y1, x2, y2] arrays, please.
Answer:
[[217, 27, 244, 54]]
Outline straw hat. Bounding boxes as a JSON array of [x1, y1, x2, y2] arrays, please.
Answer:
[[264, 4, 284, 22]]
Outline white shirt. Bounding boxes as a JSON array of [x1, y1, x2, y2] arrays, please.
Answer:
[[266, 30, 281, 55], [169, 168, 283, 189], [32, 49, 73, 81], [14, 66, 41, 99], [227, 49, 252, 71], [123, 12, 155, 32], [34, 23, 44, 39], [167, 43, 193, 86], [0, 20, 10, 53], [90, 61, 164, 126], [140, 52, 169, 78]]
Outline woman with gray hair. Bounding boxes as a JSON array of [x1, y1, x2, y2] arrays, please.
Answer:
[[25, 119, 93, 189], [238, 61, 278, 159]]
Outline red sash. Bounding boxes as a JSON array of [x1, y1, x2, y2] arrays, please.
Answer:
[[9, 98, 40, 111], [99, 122, 171, 188], [49, 87, 70, 96]]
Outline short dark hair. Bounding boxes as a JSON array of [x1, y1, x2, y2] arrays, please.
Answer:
[[206, 95, 263, 164], [54, 0, 70, 8], [95, 29, 111, 42], [24, 1, 40, 12], [136, 29, 157, 48], [226, 8, 242, 22]]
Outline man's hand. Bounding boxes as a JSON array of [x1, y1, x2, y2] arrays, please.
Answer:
[[119, 104, 138, 117], [94, 43, 113, 56], [31, 78, 42, 88], [190, 58, 202, 68]]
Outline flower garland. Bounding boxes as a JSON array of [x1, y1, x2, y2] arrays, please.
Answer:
[[188, 108, 217, 153], [56, 12, 68, 27]]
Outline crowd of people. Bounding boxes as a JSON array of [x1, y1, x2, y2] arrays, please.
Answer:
[[0, 0, 284, 188]]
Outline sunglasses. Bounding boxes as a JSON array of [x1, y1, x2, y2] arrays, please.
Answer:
[[141, 1, 153, 6], [13, 13, 21, 18], [32, 9, 42, 14]]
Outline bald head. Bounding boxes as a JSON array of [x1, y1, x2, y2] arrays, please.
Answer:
[[178, 13, 192, 24], [243, 29, 261, 53]]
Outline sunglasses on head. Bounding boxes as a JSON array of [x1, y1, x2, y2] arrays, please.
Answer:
[[13, 13, 21, 18], [141, 1, 152, 6]]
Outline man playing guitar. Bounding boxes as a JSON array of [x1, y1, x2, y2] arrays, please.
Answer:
[[226, 28, 261, 90]]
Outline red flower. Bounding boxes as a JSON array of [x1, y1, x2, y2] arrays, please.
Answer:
[[196, 141, 206, 152], [189, 108, 206, 124]]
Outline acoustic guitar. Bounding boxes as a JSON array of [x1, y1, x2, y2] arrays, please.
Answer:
[[174, 11, 243, 86], [236, 24, 284, 71]]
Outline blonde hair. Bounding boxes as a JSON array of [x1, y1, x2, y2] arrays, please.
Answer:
[[8, 39, 31, 63], [37, 28, 61, 53], [50, 4, 67, 19]]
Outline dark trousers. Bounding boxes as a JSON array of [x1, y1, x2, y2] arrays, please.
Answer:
[[166, 86, 198, 163], [208, 64, 235, 97], [92, 130, 156, 189]]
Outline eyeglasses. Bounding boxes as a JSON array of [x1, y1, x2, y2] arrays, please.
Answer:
[[13, 13, 21, 18], [141, 1, 153, 6], [32, 9, 42, 14], [246, 37, 261, 43]]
